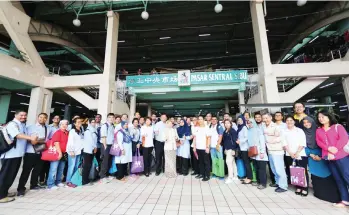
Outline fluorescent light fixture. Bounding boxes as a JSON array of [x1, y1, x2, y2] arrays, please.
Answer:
[[266, 29, 269, 32], [306, 76, 329, 80], [76, 106, 83, 109], [199, 34, 211, 37], [20, 103, 29, 106], [339, 105, 348, 108], [309, 35, 319, 44], [61, 109, 65, 111], [10, 111, 15, 113], [55, 102, 66, 105], [201, 104, 210, 106], [202, 90, 218, 93], [340, 109, 348, 112], [118, 40, 125, 43], [319, 82, 334, 89], [16, 93, 30, 98], [159, 37, 171, 40], [306, 98, 318, 102], [152, 92, 166, 95], [333, 101, 338, 104], [163, 105, 174, 108], [286, 54, 293, 60]]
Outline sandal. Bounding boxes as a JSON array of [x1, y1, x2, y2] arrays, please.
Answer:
[[300, 190, 308, 197], [242, 180, 252, 185], [295, 189, 301, 195]]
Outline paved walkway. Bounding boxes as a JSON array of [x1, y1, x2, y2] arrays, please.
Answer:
[[0, 174, 347, 215]]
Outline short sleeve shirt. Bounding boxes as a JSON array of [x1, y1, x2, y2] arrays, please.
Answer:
[[100, 123, 115, 145], [141, 126, 154, 148], [208, 124, 224, 148], [193, 126, 210, 150], [48, 124, 59, 139], [26, 123, 48, 154], [51, 129, 68, 153], [1, 119, 27, 159]]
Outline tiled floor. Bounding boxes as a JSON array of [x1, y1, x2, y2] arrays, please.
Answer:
[[0, 174, 347, 215]]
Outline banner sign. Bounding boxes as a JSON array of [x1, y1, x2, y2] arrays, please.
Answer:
[[126, 70, 247, 87]]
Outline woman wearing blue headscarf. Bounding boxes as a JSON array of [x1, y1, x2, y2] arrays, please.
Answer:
[[176, 119, 192, 176], [114, 121, 132, 181], [237, 115, 252, 184]]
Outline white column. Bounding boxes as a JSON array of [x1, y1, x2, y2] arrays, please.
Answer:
[[129, 94, 136, 121], [238, 91, 246, 114], [342, 77, 349, 111], [27, 87, 53, 125], [250, 1, 279, 104], [224, 101, 229, 114], [98, 11, 119, 121], [147, 104, 152, 117]]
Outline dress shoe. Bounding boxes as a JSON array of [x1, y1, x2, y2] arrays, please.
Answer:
[[202, 177, 210, 182], [155, 172, 160, 176], [191, 172, 198, 176], [275, 187, 287, 193], [269, 183, 278, 188], [195, 175, 203, 179]]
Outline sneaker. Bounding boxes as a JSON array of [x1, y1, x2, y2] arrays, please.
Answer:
[[0, 197, 15, 203], [17, 191, 25, 197], [38, 182, 47, 189], [107, 176, 114, 180], [232, 177, 240, 181], [252, 182, 259, 186], [257, 185, 266, 190], [225, 178, 233, 184], [48, 186, 59, 190], [202, 177, 210, 182], [275, 187, 287, 193], [66, 182, 77, 188], [57, 183, 65, 188], [30, 186, 41, 190], [99, 178, 110, 184]]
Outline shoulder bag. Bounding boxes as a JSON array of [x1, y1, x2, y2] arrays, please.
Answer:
[[33, 125, 48, 153], [110, 131, 122, 156]]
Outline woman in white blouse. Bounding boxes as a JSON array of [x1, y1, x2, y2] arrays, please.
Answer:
[[66, 117, 84, 188], [82, 118, 97, 185], [141, 118, 154, 177], [164, 121, 179, 178], [283, 116, 309, 196], [114, 121, 132, 181]]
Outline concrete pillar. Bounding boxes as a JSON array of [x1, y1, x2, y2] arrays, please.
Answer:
[[224, 101, 229, 114], [98, 11, 119, 121], [0, 93, 11, 124], [129, 94, 136, 122], [342, 77, 349, 111], [27, 87, 53, 125], [147, 104, 152, 117], [63, 105, 72, 121], [250, 1, 279, 104], [238, 91, 246, 114]]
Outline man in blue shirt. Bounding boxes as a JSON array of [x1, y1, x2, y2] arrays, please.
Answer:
[[99, 113, 115, 183], [17, 113, 49, 196], [0, 110, 38, 203], [208, 116, 225, 179], [48, 115, 60, 139]]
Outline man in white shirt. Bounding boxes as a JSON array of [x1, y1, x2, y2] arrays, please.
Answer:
[[154, 114, 167, 176], [274, 112, 287, 131]]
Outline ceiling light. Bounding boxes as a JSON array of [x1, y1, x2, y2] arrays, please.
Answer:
[[297, 0, 307, 7], [73, 18, 81, 27], [333, 101, 338, 104], [266, 29, 269, 32], [306, 76, 329, 80], [55, 102, 66, 105], [214, 2, 223, 13], [199, 34, 211, 37], [10, 110, 15, 113], [163, 105, 174, 108], [319, 83, 334, 89], [16, 93, 30, 98], [76, 106, 82, 109], [340, 109, 348, 112], [306, 98, 318, 102], [118, 40, 125, 43], [141, 10, 149, 20], [20, 103, 29, 106], [339, 105, 348, 108], [159, 37, 171, 40], [152, 92, 166, 95], [309, 35, 319, 44], [203, 90, 218, 93], [201, 104, 210, 106]]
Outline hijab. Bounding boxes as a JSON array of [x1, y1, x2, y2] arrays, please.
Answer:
[[247, 119, 259, 147], [237, 115, 246, 135], [119, 121, 131, 143], [177, 119, 191, 138], [303, 116, 318, 149]]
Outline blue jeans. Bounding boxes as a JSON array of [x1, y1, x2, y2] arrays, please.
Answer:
[[47, 160, 65, 188], [66, 154, 81, 183], [328, 156, 349, 202], [269, 154, 288, 190], [210, 147, 223, 160]]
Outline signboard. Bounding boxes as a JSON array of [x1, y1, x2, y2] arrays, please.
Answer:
[[178, 70, 191, 86], [126, 70, 247, 87]]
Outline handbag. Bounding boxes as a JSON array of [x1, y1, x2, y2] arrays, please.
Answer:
[[109, 156, 118, 174], [41, 139, 60, 161], [248, 146, 258, 157], [290, 159, 307, 188], [33, 125, 48, 153], [110, 131, 122, 156], [131, 148, 144, 173]]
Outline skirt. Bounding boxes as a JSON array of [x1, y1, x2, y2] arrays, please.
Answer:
[[312, 174, 341, 203], [165, 150, 177, 178]]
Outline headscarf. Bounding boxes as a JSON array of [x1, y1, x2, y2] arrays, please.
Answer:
[[237, 115, 246, 135], [177, 119, 191, 138], [119, 121, 131, 143], [247, 119, 259, 147], [302, 116, 318, 149]]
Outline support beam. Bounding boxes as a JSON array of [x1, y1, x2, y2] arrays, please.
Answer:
[[147, 104, 152, 117], [27, 87, 53, 125], [63, 105, 72, 121], [224, 101, 229, 114], [43, 74, 102, 88], [129, 94, 136, 122], [98, 11, 119, 120], [63, 89, 98, 110], [238, 92, 245, 114], [250, 1, 279, 104]]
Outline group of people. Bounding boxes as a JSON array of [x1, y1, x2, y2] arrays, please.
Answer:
[[0, 103, 349, 209]]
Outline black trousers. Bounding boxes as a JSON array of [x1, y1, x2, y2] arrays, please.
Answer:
[[241, 151, 253, 180], [190, 147, 199, 174], [82, 152, 93, 185], [154, 140, 165, 174], [285, 156, 309, 191], [95, 148, 101, 168], [143, 147, 153, 174], [0, 157, 22, 199], [116, 163, 127, 180], [255, 160, 267, 186], [39, 161, 50, 183], [197, 149, 210, 178], [17, 153, 44, 192], [99, 144, 112, 179]]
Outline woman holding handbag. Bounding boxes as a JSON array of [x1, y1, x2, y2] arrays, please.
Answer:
[[47, 120, 69, 190], [164, 121, 179, 178], [236, 115, 251, 184], [114, 121, 132, 181], [66, 117, 84, 188], [222, 120, 239, 184], [283, 116, 308, 196], [316, 110, 349, 208], [82, 118, 97, 186]]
